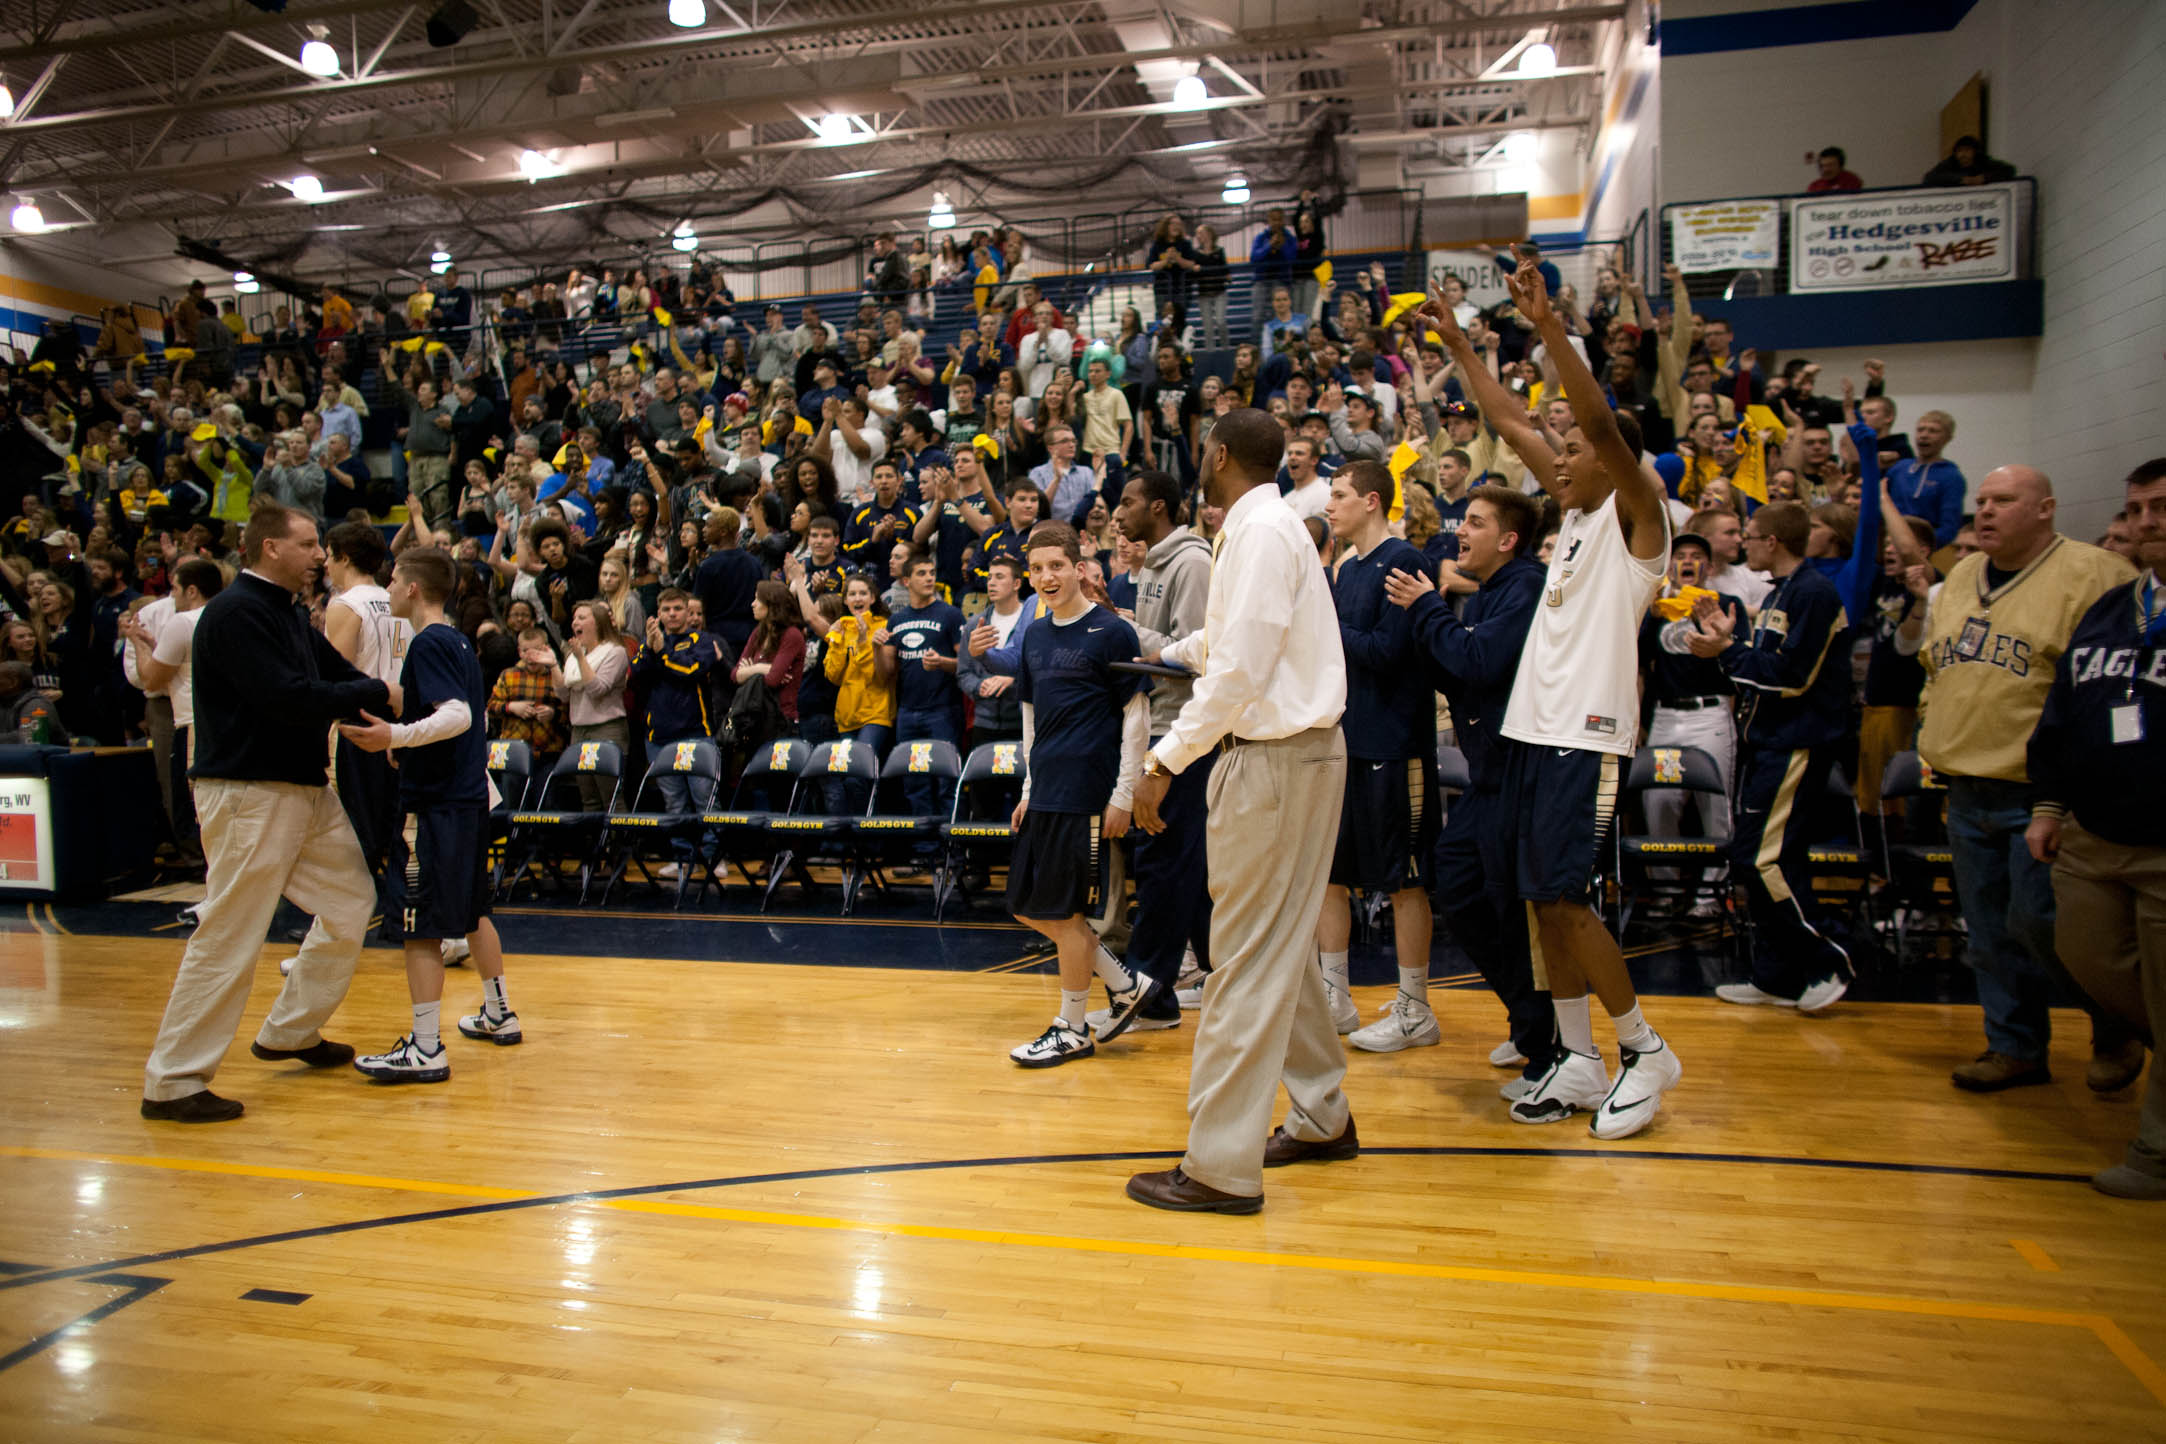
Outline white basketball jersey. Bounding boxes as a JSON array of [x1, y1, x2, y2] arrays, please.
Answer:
[[1501, 489, 1667, 757], [330, 583, 413, 687]]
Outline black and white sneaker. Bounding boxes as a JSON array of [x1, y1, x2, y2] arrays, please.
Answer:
[[354, 1034, 450, 1083], [1507, 1049, 1609, 1125], [457, 1009, 522, 1045], [1092, 977, 1159, 1044], [1010, 1020, 1095, 1068]]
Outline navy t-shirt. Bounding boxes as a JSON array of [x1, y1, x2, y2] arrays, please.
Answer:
[[397, 622, 488, 808], [886, 599, 966, 714], [1016, 604, 1144, 815]]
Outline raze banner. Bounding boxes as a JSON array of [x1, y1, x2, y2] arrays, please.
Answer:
[[1789, 184, 2018, 291]]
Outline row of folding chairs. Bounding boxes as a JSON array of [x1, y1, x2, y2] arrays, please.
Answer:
[[483, 734, 1029, 917], [1604, 744, 1960, 966]]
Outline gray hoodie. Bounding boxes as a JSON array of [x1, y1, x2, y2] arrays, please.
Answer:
[[1128, 525, 1213, 735]]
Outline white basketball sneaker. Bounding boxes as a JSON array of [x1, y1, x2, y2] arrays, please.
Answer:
[[353, 1034, 450, 1084], [1325, 979, 1360, 1035], [1010, 1019, 1095, 1068], [1589, 1035, 1683, 1140], [1348, 995, 1441, 1053]]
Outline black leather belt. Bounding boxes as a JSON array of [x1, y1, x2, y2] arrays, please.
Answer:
[[1660, 696, 1729, 712]]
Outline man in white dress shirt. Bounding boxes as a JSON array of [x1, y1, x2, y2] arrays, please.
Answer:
[[1127, 407, 1353, 1214]]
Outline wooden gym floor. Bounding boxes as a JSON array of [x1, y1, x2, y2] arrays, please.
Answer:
[[2, 922, 2163, 1442]]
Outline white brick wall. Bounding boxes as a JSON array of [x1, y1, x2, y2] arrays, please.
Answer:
[[1967, 0, 2166, 536]]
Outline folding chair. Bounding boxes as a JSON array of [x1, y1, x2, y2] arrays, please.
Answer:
[[1877, 750, 1961, 967], [482, 739, 534, 892], [598, 737, 727, 909], [763, 736, 882, 913], [500, 740, 622, 903], [938, 740, 1028, 919], [853, 738, 964, 910], [696, 738, 810, 903], [1612, 744, 1731, 938], [1436, 743, 1471, 796], [1805, 762, 1875, 932]]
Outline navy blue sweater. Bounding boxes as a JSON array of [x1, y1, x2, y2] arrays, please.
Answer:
[[1334, 536, 1437, 760], [1719, 563, 1852, 750], [2029, 577, 2166, 847], [1401, 554, 1543, 789]]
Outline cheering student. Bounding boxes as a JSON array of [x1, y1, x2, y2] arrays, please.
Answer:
[[1005, 522, 1157, 1067], [1316, 459, 1442, 1050], [1426, 261, 1683, 1140], [337, 547, 517, 1084]]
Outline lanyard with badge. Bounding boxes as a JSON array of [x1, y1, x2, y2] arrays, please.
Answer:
[[1953, 562, 2004, 662], [2116, 574, 2164, 745]]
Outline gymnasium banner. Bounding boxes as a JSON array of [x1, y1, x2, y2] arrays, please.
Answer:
[[1788, 184, 2018, 292], [1667, 200, 1781, 273], [1426, 251, 1514, 309]]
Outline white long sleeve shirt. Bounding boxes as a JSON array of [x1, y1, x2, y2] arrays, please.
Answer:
[[1153, 482, 1347, 774]]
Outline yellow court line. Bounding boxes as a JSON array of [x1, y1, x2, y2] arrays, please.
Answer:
[[0, 1146, 535, 1200], [2012, 1238, 2061, 1272], [7, 1144, 2162, 1407]]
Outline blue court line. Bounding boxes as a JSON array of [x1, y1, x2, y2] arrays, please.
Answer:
[[0, 1145, 2093, 1301], [0, 1273, 170, 1373]]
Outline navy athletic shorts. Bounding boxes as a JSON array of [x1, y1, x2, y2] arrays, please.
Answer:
[[1006, 808, 1108, 921], [1497, 740, 1623, 905], [391, 802, 495, 942], [1330, 753, 1440, 893]]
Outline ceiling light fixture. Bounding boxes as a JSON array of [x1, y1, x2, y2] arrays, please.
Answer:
[[1518, 41, 1557, 77], [671, 219, 699, 252], [1220, 173, 1249, 205], [10, 199, 45, 233], [288, 174, 325, 202], [430, 259, 452, 275], [814, 113, 854, 142], [518, 147, 560, 180], [928, 191, 955, 229], [431, 248, 451, 262], [234, 271, 260, 294], [1503, 130, 1537, 163], [0, 77, 15, 121], [668, 0, 705, 26], [300, 27, 340, 77], [1173, 73, 1207, 109]]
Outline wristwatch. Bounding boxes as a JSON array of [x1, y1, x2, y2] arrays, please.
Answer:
[[1142, 752, 1166, 779]]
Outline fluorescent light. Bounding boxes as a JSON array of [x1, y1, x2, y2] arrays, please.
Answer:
[[300, 39, 339, 77], [0, 83, 14, 120], [672, 220, 698, 252], [431, 248, 451, 262], [1173, 74, 1207, 109], [1220, 175, 1249, 205], [289, 174, 325, 202], [233, 271, 253, 283], [1503, 130, 1537, 163], [814, 113, 854, 142], [234, 272, 259, 294], [10, 200, 45, 233], [430, 260, 452, 275], [1518, 42, 1556, 77], [668, 0, 705, 26]]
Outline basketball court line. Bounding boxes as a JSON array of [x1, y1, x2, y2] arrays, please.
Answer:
[[5, 1140, 2159, 1408]]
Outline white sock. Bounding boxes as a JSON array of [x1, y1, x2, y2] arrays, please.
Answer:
[[1397, 965, 1429, 1006], [1610, 1002, 1655, 1053], [1320, 950, 1350, 994], [1059, 988, 1091, 1031], [1553, 995, 1595, 1057], [411, 1001, 442, 1052], [1092, 945, 1136, 993], [482, 976, 509, 1020]]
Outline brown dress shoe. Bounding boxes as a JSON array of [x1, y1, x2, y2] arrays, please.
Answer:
[[251, 1038, 356, 1068], [140, 1090, 244, 1123], [1125, 1167, 1263, 1214], [1263, 1119, 1359, 1167], [2087, 1040, 2147, 1095], [1951, 1051, 2052, 1093]]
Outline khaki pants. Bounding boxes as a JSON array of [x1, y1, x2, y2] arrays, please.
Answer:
[[142, 778, 377, 1101], [1182, 726, 1349, 1197], [2052, 821, 2166, 1170]]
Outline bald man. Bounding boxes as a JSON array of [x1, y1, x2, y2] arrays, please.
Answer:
[[1915, 464, 2139, 1094]]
